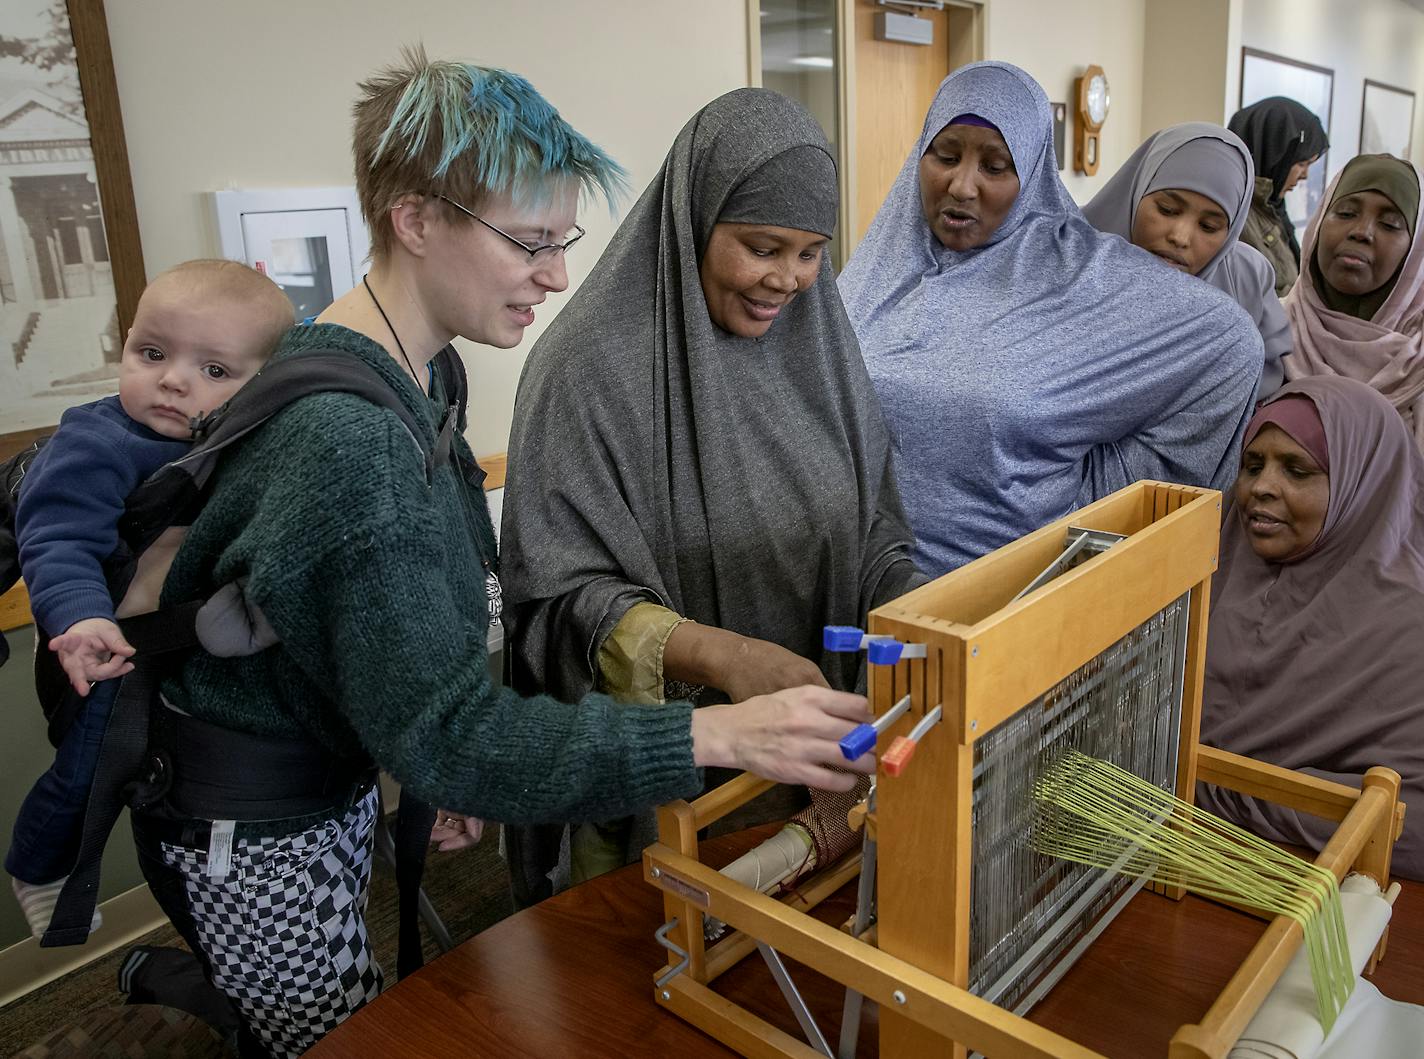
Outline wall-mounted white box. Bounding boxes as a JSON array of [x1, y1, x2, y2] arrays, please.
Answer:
[[212, 187, 370, 322]]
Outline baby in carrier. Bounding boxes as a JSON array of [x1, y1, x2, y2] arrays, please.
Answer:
[[6, 259, 292, 939]]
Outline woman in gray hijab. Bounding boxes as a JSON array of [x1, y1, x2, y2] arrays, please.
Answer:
[[500, 89, 921, 902], [1083, 123, 1291, 397]]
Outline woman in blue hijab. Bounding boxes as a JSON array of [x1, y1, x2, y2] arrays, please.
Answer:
[[840, 62, 1263, 573]]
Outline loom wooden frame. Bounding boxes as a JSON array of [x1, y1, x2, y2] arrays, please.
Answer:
[[645, 480, 1405, 1059]]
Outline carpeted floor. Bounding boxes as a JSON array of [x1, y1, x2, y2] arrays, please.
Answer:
[[1, 822, 515, 1058]]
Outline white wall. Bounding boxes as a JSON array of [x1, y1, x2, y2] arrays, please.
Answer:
[[1240, 0, 1424, 178], [105, 0, 750, 455], [983, 0, 1148, 204], [1140, 0, 1241, 137], [101, 0, 1424, 456]]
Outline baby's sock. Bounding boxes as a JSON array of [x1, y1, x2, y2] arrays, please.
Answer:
[[11, 876, 103, 940]]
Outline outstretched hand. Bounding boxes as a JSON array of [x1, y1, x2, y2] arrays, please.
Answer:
[[49, 617, 135, 695], [691, 685, 874, 791]]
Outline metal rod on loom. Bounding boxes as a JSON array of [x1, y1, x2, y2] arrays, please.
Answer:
[[757, 941, 833, 1056], [837, 785, 877, 1059]]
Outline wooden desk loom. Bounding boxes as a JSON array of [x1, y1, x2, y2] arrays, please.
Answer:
[[643, 480, 1405, 1059]]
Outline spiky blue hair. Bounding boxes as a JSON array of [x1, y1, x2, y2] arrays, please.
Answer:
[[371, 57, 627, 211]]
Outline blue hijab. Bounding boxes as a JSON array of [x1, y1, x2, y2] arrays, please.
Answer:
[[840, 61, 1263, 572]]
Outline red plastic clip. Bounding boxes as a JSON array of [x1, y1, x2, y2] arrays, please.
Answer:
[[879, 704, 943, 778], [882, 736, 916, 777]]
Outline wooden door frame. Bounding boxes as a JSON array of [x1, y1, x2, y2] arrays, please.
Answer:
[[838, 0, 986, 253], [744, 0, 986, 258], [743, 0, 857, 267]]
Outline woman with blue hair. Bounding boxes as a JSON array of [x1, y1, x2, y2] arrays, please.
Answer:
[[132, 50, 872, 1056], [840, 62, 1264, 574]]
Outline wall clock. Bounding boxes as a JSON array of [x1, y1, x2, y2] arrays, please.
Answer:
[[1075, 65, 1110, 175]]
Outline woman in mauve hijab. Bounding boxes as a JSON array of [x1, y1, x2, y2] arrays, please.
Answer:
[[1199, 375, 1424, 879], [1283, 154, 1424, 450]]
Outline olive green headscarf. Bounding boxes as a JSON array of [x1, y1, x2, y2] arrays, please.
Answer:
[[1312, 154, 1420, 319]]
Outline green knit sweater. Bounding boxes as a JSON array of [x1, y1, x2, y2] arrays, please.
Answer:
[[160, 323, 700, 823]]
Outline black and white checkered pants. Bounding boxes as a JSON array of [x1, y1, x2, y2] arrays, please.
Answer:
[[135, 787, 383, 1057]]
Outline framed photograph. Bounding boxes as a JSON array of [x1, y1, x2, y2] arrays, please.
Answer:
[[1240, 47, 1334, 244], [1051, 102, 1067, 171], [0, 0, 144, 460], [1361, 79, 1416, 158]]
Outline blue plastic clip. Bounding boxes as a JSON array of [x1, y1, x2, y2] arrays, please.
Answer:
[[866, 639, 904, 666], [839, 723, 878, 761], [823, 625, 866, 652], [838, 694, 914, 761]]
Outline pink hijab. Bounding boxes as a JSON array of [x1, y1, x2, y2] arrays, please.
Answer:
[[1200, 376, 1424, 879], [1283, 159, 1424, 448]]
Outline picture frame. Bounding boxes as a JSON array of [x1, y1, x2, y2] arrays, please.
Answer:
[[1051, 101, 1067, 171], [0, 0, 145, 460], [1360, 79, 1416, 158], [1239, 47, 1334, 244]]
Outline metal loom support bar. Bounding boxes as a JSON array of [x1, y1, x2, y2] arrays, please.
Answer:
[[757, 941, 834, 1056]]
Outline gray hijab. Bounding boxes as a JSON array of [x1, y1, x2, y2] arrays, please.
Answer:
[[501, 87, 919, 702], [1083, 123, 1291, 397]]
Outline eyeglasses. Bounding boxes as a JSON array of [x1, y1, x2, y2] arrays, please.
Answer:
[[432, 194, 585, 261]]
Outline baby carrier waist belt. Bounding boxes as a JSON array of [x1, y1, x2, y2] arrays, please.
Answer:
[[145, 700, 376, 822]]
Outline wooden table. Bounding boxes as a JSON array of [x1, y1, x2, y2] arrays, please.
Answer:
[[310, 829, 1424, 1058]]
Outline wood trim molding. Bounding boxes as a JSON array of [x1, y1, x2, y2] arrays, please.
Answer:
[[745, 0, 762, 87], [0, 581, 30, 635], [480, 451, 507, 491], [67, 0, 146, 340], [0, 883, 166, 1007], [0, 452, 508, 633]]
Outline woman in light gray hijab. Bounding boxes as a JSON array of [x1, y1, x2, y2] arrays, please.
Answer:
[[501, 88, 921, 903], [1083, 122, 1291, 397]]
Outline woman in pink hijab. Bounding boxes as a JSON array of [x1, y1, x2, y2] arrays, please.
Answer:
[[1199, 375, 1424, 878], [1284, 154, 1424, 448]]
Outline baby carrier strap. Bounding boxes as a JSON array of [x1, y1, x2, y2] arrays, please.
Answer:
[[41, 602, 204, 947], [119, 349, 445, 559]]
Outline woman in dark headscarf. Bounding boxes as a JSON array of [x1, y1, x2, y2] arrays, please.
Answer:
[[840, 62, 1262, 574], [500, 89, 921, 901], [1228, 97, 1329, 296], [1283, 154, 1424, 448], [1083, 122, 1291, 397], [1199, 375, 1424, 879]]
